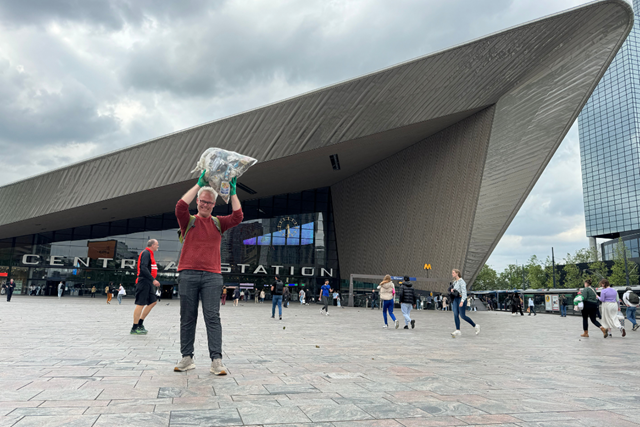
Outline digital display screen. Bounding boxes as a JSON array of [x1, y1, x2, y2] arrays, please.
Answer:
[[243, 221, 314, 246]]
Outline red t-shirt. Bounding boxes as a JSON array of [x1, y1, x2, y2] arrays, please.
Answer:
[[175, 199, 244, 273]]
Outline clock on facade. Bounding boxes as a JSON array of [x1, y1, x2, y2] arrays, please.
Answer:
[[277, 216, 299, 238]]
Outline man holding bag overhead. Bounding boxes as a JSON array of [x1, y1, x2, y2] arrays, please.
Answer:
[[174, 172, 243, 375]]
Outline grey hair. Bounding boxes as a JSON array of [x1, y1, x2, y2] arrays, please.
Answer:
[[147, 239, 157, 247], [197, 186, 217, 201]]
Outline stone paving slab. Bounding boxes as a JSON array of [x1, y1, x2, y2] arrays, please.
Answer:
[[0, 297, 639, 426]]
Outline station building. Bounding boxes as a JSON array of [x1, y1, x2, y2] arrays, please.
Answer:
[[0, 0, 633, 302]]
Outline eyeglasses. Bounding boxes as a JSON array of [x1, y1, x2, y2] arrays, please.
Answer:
[[199, 200, 215, 207]]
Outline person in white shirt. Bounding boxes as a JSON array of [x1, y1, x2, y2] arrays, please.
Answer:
[[57, 282, 64, 299], [117, 284, 126, 305], [623, 287, 639, 331], [528, 297, 536, 316]]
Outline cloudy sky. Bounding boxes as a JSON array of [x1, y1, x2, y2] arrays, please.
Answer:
[[0, 0, 602, 270]]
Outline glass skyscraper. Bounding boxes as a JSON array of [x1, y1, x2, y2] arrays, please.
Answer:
[[578, 0, 640, 259]]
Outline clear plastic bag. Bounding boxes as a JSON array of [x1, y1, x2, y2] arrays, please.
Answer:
[[191, 148, 258, 203]]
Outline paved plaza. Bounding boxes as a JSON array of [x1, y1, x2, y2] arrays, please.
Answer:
[[0, 296, 639, 427]]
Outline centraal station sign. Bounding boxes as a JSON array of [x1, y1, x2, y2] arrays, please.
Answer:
[[19, 255, 334, 277]]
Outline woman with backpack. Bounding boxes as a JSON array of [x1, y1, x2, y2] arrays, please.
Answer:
[[598, 279, 626, 338], [450, 269, 480, 338], [580, 279, 607, 338], [377, 275, 398, 329]]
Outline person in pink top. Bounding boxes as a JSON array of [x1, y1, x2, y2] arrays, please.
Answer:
[[598, 279, 626, 338]]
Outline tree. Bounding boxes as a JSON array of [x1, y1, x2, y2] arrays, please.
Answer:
[[572, 247, 595, 264], [609, 238, 639, 288], [526, 255, 546, 289], [473, 264, 498, 291], [500, 264, 525, 289], [586, 245, 608, 284], [562, 263, 583, 289]]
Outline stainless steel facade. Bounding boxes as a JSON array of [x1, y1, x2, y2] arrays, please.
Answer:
[[0, 0, 633, 292]]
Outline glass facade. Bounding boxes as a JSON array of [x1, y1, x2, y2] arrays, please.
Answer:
[[578, 0, 640, 238], [0, 188, 339, 297], [602, 232, 640, 261]]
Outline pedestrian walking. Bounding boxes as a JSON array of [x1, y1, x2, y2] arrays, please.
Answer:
[[399, 276, 416, 329], [371, 289, 379, 309], [299, 288, 306, 304], [260, 289, 265, 303], [240, 290, 245, 301], [131, 239, 161, 334], [559, 294, 568, 317], [91, 285, 96, 298], [580, 280, 606, 337], [57, 281, 64, 299], [442, 295, 449, 311], [511, 293, 524, 316], [319, 280, 332, 316], [233, 287, 240, 306], [528, 297, 536, 316], [378, 275, 398, 328], [4, 279, 15, 302], [117, 284, 126, 305], [221, 286, 227, 305], [598, 279, 626, 338], [450, 269, 480, 338], [271, 277, 284, 320], [105, 282, 114, 304], [173, 174, 243, 375], [623, 286, 639, 331], [283, 286, 290, 308]]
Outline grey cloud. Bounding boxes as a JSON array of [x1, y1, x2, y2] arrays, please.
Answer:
[[0, 0, 226, 30], [0, 57, 119, 145]]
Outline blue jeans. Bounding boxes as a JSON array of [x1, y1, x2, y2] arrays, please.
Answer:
[[383, 300, 396, 324], [452, 297, 475, 330], [401, 303, 413, 325], [627, 306, 637, 326], [560, 305, 567, 317], [272, 295, 283, 317]]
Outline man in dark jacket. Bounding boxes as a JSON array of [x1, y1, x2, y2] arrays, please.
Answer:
[[271, 277, 284, 320], [371, 289, 379, 309], [4, 279, 15, 302], [398, 276, 416, 329], [131, 239, 160, 334]]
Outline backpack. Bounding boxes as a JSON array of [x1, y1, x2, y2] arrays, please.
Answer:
[[274, 281, 284, 295], [178, 215, 222, 243], [629, 292, 640, 305]]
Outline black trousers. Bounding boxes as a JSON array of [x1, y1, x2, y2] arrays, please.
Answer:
[[6, 289, 13, 301], [582, 301, 602, 330], [512, 304, 523, 315]]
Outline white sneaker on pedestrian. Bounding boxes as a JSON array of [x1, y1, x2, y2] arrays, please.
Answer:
[[451, 330, 461, 338], [210, 358, 227, 375], [394, 319, 399, 329], [320, 309, 324, 314], [382, 324, 388, 328], [174, 356, 196, 372], [475, 324, 480, 335], [326, 312, 329, 316], [511, 313, 516, 316]]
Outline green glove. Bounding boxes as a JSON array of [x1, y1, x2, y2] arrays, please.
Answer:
[[230, 177, 237, 196], [197, 170, 208, 187]]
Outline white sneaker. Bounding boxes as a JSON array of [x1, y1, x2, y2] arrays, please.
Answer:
[[210, 358, 227, 376], [382, 324, 388, 328], [394, 319, 399, 329], [511, 313, 516, 316], [174, 356, 196, 372], [451, 330, 461, 338], [320, 309, 324, 314], [326, 312, 329, 316], [475, 324, 480, 335]]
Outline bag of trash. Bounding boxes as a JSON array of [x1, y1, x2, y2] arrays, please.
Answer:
[[191, 148, 258, 203]]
